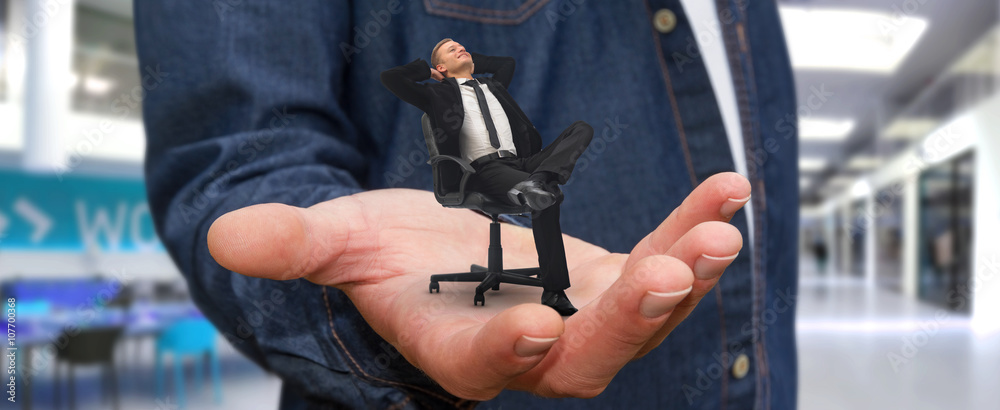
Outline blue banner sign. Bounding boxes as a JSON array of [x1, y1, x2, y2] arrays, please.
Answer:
[[0, 169, 162, 251]]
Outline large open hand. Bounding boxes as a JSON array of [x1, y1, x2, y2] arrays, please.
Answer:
[[207, 172, 749, 400]]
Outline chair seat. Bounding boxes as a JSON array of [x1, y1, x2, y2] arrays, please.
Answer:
[[442, 192, 533, 215]]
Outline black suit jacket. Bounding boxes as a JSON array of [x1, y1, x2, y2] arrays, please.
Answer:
[[379, 52, 543, 159]]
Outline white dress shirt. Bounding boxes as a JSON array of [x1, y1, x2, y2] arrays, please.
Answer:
[[679, 0, 755, 240], [454, 77, 517, 163]]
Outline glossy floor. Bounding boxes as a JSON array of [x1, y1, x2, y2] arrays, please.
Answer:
[[24, 273, 994, 409], [797, 272, 996, 409]]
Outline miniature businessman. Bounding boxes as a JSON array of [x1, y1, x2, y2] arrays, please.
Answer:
[[380, 39, 593, 316]]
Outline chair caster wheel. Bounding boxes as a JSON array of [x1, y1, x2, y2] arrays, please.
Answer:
[[474, 293, 485, 306], [429, 282, 439, 293], [492, 283, 500, 291]]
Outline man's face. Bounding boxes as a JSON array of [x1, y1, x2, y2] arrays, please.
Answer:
[[435, 41, 473, 77]]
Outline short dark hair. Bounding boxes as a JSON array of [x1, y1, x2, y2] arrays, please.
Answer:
[[431, 38, 453, 68]]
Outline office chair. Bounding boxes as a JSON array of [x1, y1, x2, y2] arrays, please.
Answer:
[[54, 326, 124, 410], [420, 114, 544, 306]]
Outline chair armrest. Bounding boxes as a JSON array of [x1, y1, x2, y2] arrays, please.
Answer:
[[428, 155, 476, 174], [428, 155, 476, 204]]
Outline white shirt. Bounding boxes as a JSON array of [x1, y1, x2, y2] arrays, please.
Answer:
[[679, 0, 755, 241], [454, 77, 517, 163]]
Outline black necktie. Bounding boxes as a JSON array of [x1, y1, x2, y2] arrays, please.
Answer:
[[463, 79, 501, 148]]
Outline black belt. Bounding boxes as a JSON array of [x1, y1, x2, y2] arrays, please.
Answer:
[[470, 150, 517, 169]]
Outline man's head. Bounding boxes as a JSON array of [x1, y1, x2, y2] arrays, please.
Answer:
[[431, 38, 473, 78]]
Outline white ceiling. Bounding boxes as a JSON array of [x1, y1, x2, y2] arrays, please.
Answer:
[[782, 0, 998, 204]]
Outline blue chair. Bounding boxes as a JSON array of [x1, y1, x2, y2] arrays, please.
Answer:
[[154, 318, 222, 408], [15, 299, 52, 316]]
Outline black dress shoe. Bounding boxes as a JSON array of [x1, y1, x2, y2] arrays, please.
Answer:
[[507, 180, 557, 211], [541, 290, 578, 316]]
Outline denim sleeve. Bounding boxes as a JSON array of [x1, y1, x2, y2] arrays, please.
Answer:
[[134, 2, 470, 408]]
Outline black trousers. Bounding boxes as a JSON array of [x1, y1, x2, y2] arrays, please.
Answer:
[[468, 121, 593, 291]]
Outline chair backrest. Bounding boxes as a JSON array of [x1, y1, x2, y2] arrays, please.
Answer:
[[421, 114, 463, 201], [420, 114, 440, 158], [157, 318, 217, 354], [58, 326, 124, 364]]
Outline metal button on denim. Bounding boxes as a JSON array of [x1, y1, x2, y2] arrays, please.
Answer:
[[653, 9, 677, 33], [732, 353, 750, 379]]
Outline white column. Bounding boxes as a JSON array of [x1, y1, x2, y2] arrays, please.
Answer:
[[901, 175, 919, 299], [21, 0, 74, 172], [823, 203, 837, 278], [4, 0, 26, 104], [1, 0, 27, 152], [971, 95, 1000, 335], [839, 204, 850, 276], [864, 191, 876, 286]]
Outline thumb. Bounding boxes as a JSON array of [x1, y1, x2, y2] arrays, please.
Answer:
[[207, 199, 360, 282]]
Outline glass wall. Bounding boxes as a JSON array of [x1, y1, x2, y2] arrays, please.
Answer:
[[848, 199, 866, 277], [918, 152, 975, 312], [875, 186, 904, 291]]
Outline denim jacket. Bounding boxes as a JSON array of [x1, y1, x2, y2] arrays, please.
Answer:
[[135, 0, 798, 408]]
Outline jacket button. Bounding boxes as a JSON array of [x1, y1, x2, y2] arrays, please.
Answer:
[[653, 9, 677, 33], [732, 353, 750, 379]]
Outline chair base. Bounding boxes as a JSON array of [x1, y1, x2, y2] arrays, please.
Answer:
[[430, 264, 543, 306]]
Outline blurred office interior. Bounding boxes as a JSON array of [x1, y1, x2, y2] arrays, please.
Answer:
[[0, 0, 998, 409]]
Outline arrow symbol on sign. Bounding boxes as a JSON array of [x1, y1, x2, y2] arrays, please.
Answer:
[[14, 197, 53, 244]]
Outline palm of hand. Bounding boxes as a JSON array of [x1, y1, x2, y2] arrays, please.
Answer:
[[208, 174, 749, 399]]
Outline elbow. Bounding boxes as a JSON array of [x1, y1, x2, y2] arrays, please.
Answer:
[[380, 70, 400, 92]]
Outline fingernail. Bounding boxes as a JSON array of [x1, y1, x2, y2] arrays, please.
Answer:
[[640, 286, 692, 319], [720, 195, 751, 219], [694, 252, 740, 280], [514, 335, 559, 357]]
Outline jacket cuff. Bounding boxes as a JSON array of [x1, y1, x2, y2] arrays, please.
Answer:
[[402, 58, 432, 81]]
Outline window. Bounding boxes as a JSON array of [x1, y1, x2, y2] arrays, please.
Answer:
[[918, 152, 975, 312], [0, 0, 9, 102], [71, 5, 141, 119]]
